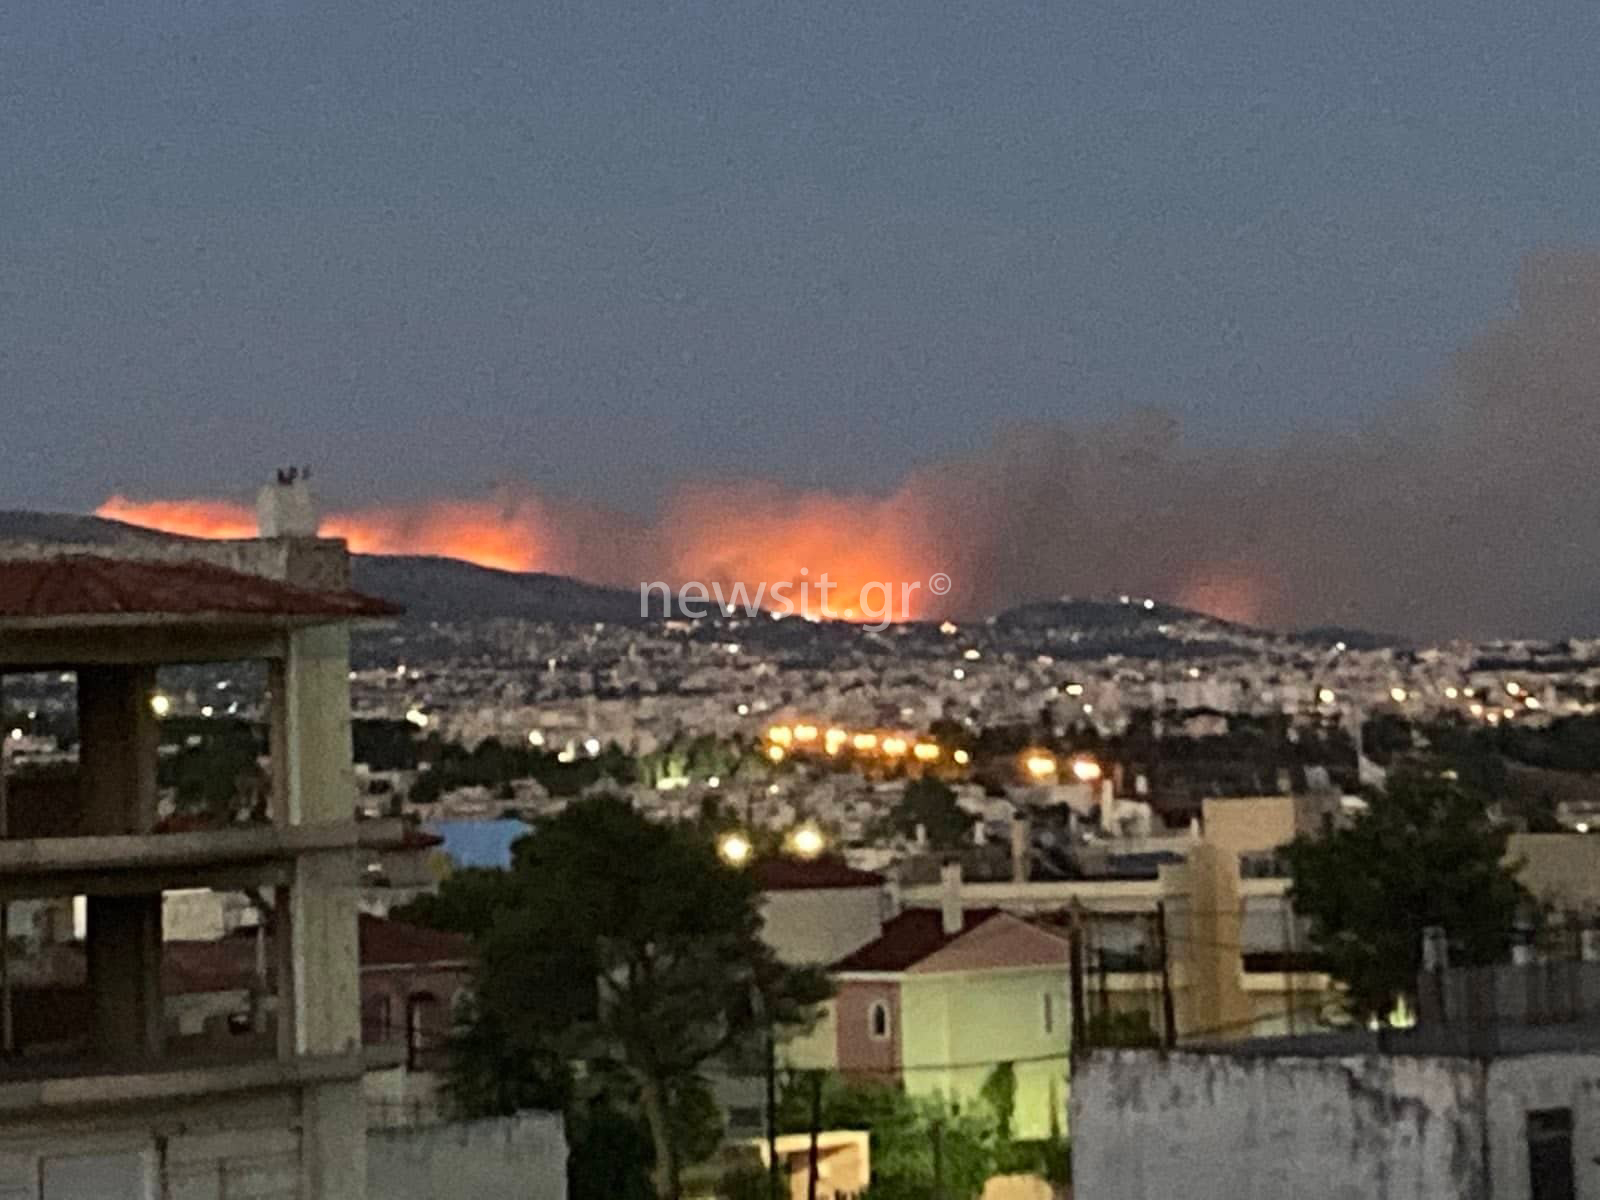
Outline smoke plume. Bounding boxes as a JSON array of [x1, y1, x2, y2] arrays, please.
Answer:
[[98, 251, 1600, 639]]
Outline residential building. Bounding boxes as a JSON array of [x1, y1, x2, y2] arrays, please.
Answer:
[[0, 476, 398, 1198], [828, 867, 1071, 1140]]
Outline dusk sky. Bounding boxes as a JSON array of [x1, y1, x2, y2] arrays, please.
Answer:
[[5, 3, 1600, 635]]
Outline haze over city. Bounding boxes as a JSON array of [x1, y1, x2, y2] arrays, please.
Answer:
[[7, 2, 1600, 638]]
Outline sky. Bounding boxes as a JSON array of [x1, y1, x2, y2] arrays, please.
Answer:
[[5, 2, 1600, 636]]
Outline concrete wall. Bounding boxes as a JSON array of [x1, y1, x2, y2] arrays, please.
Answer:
[[1071, 1050, 1487, 1200], [1507, 832, 1600, 911], [366, 1113, 568, 1200], [1485, 1054, 1600, 1200]]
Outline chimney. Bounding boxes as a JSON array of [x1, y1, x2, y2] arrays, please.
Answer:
[[940, 860, 963, 936], [257, 468, 319, 538], [1010, 814, 1031, 883]]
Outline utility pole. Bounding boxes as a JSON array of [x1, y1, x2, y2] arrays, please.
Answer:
[[806, 1070, 822, 1200], [1155, 901, 1176, 1048], [1068, 902, 1087, 1065], [765, 1026, 780, 1200]]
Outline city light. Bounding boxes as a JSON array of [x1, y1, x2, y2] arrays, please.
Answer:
[[1024, 752, 1057, 779], [913, 742, 941, 762], [767, 725, 793, 747], [767, 745, 786, 763], [882, 736, 908, 757], [852, 733, 878, 752], [953, 749, 971, 766], [1070, 758, 1103, 783], [403, 706, 427, 728], [939, 621, 959, 636], [787, 824, 826, 859], [963, 648, 981, 661], [150, 693, 172, 718], [1443, 687, 1459, 700], [1505, 681, 1522, 697], [794, 724, 819, 743], [824, 728, 848, 754], [1389, 687, 1408, 703], [1317, 688, 1336, 705], [584, 737, 601, 756], [717, 832, 753, 867], [1065, 683, 1084, 697], [952, 668, 965, 681], [527, 729, 545, 747], [1525, 696, 1542, 710]]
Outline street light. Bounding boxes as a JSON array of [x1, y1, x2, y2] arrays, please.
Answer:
[[1024, 752, 1057, 780], [788, 824, 826, 859], [718, 832, 753, 867]]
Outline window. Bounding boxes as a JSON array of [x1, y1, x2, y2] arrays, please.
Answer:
[[406, 992, 440, 1070], [868, 1000, 890, 1041], [1528, 1108, 1575, 1200], [1043, 991, 1055, 1035]]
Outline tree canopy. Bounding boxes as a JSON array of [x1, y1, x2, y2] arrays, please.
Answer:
[[435, 794, 832, 1199], [1283, 769, 1528, 1024]]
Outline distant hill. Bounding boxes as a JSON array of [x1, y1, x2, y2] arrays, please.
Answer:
[[0, 510, 184, 547], [0, 510, 644, 625], [348, 555, 642, 623]]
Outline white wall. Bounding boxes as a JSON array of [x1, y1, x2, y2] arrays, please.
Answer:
[[366, 1113, 568, 1200], [1071, 1050, 1484, 1200], [1486, 1054, 1600, 1200], [761, 887, 885, 966]]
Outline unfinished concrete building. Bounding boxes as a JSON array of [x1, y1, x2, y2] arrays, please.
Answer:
[[0, 479, 399, 1198]]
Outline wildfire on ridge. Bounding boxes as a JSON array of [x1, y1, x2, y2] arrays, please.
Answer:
[[94, 491, 944, 623]]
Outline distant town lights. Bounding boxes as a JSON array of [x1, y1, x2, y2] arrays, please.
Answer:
[[1389, 687, 1408, 704], [767, 725, 793, 747], [150, 693, 172, 718], [1443, 687, 1460, 700], [1506, 681, 1522, 696], [737, 704, 750, 716], [1024, 752, 1057, 780], [952, 668, 966, 681], [852, 733, 878, 752], [403, 707, 428, 728], [1065, 683, 1085, 697], [767, 745, 786, 763], [527, 729, 545, 747], [1317, 688, 1336, 705], [881, 737, 908, 758], [1070, 758, 1103, 783], [913, 742, 941, 763], [963, 649, 981, 661], [953, 749, 971, 766], [939, 621, 959, 636], [793, 724, 818, 743], [583, 737, 601, 756]]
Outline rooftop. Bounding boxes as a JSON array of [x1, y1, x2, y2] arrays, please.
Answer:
[[833, 908, 1004, 973], [0, 554, 399, 627], [752, 856, 885, 892]]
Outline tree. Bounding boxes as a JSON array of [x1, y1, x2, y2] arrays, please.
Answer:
[[885, 778, 970, 850], [1283, 769, 1528, 1024], [458, 795, 832, 1200]]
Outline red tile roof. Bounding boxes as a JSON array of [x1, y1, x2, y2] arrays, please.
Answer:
[[159, 917, 470, 995], [752, 856, 885, 892], [163, 936, 264, 995], [359, 914, 473, 968], [832, 907, 1003, 973], [0, 555, 400, 622]]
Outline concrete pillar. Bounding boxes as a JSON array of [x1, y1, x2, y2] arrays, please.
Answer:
[[270, 627, 356, 827], [272, 627, 366, 1196], [77, 667, 163, 1060], [87, 895, 163, 1060], [77, 666, 158, 835]]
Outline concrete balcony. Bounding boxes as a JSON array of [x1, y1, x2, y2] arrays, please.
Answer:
[[0, 819, 404, 899], [0, 1048, 367, 1116]]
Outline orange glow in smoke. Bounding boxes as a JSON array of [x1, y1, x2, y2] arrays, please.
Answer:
[[97, 495, 549, 574], [97, 482, 946, 624]]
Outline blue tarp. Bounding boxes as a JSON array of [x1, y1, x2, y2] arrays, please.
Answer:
[[424, 818, 531, 869]]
